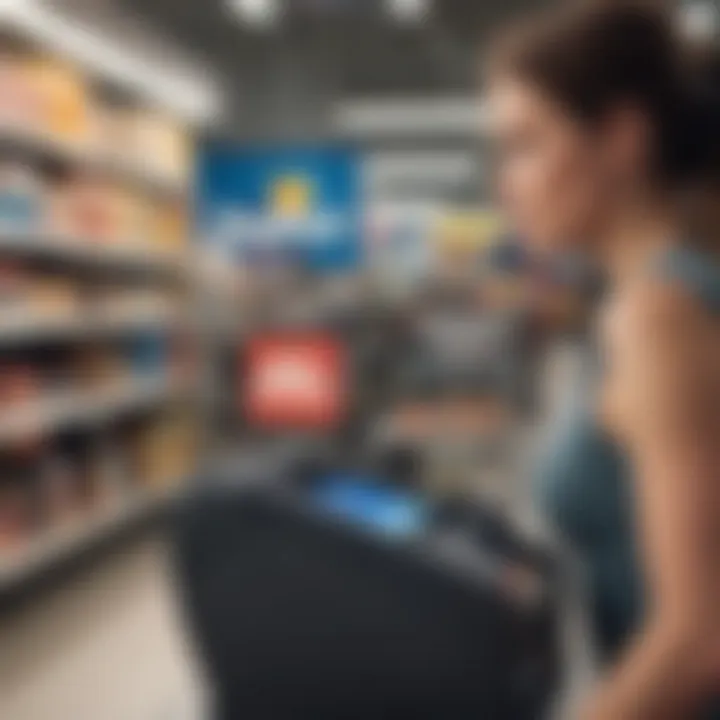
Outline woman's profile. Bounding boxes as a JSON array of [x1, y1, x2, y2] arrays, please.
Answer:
[[487, 1, 720, 717]]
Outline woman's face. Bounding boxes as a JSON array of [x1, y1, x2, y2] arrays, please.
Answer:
[[488, 77, 622, 253]]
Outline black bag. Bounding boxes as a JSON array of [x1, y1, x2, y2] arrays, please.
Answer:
[[175, 468, 561, 720]]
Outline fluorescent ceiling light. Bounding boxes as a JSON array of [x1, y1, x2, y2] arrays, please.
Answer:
[[365, 152, 477, 185], [0, 0, 221, 125], [334, 98, 487, 137], [227, 0, 282, 28], [386, 0, 431, 23], [370, 201, 444, 220]]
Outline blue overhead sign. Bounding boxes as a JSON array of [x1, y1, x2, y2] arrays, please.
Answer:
[[197, 144, 362, 272]]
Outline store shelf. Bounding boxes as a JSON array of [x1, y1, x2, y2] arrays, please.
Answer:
[[0, 312, 180, 346], [0, 485, 186, 594], [0, 19, 199, 608], [0, 231, 187, 276], [0, 126, 188, 197], [0, 377, 185, 445], [0, 1, 219, 126]]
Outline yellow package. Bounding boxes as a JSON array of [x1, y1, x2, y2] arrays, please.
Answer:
[[30, 59, 90, 143], [114, 188, 148, 246], [152, 202, 187, 253], [136, 413, 197, 488], [133, 111, 192, 181]]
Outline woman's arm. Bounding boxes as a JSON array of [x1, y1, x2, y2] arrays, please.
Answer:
[[581, 282, 720, 720]]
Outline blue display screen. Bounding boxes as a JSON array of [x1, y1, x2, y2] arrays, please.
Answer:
[[310, 475, 429, 538]]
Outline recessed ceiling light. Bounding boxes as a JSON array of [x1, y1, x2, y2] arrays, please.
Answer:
[[386, 0, 431, 24], [227, 0, 282, 29]]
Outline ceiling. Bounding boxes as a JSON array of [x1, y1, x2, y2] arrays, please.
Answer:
[[47, 0, 710, 133], [43, 0, 715, 206], [45, 0, 537, 203], [46, 0, 544, 140], [112, 0, 536, 97]]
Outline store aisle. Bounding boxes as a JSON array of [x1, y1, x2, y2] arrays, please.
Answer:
[[0, 340, 595, 720], [0, 533, 205, 720]]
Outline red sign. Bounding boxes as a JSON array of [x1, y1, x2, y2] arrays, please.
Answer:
[[243, 333, 347, 429]]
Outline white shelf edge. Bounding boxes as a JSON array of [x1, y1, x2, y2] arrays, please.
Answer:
[[0, 377, 184, 445], [0, 125, 189, 197], [0, 312, 180, 344], [0, 485, 186, 591], [0, 230, 188, 274]]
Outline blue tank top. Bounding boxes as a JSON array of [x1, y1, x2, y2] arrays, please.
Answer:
[[536, 247, 720, 689]]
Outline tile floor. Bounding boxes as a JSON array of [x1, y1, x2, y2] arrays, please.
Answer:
[[0, 536, 206, 720]]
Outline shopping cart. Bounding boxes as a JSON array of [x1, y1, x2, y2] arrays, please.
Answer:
[[174, 453, 562, 720]]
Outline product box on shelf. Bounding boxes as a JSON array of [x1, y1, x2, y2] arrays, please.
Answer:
[[49, 174, 122, 243], [131, 111, 191, 182], [0, 463, 36, 552], [0, 163, 44, 232], [89, 434, 133, 505], [131, 411, 196, 489], [0, 54, 42, 131], [124, 332, 171, 380], [28, 272, 81, 320], [0, 261, 30, 318], [0, 361, 42, 409], [86, 100, 140, 165], [37, 446, 88, 528], [73, 345, 131, 392], [152, 200, 187, 254], [30, 59, 91, 146], [92, 286, 173, 324], [120, 189, 150, 247], [100, 107, 142, 170]]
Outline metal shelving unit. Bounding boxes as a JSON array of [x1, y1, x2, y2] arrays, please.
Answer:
[[0, 125, 187, 199], [0, 484, 185, 596], [0, 17, 201, 596], [0, 376, 185, 445], [0, 311, 180, 346], [0, 231, 188, 277]]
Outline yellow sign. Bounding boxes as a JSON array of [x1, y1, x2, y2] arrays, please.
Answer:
[[436, 211, 504, 252], [270, 175, 313, 218]]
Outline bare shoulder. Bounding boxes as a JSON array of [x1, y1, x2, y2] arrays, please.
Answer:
[[602, 275, 720, 444], [602, 276, 714, 362]]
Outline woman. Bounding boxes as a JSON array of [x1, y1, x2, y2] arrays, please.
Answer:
[[488, 1, 720, 718]]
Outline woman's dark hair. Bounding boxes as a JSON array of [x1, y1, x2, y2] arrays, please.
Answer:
[[489, 0, 720, 185]]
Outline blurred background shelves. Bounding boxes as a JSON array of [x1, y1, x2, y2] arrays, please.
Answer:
[[0, 482, 186, 597], [0, 309, 181, 346], [0, 124, 189, 199], [0, 230, 188, 277], [0, 375, 188, 445], [0, 3, 199, 597]]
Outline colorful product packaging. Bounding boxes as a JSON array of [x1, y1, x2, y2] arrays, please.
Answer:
[[0, 54, 42, 131], [0, 164, 44, 232], [30, 59, 91, 144]]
